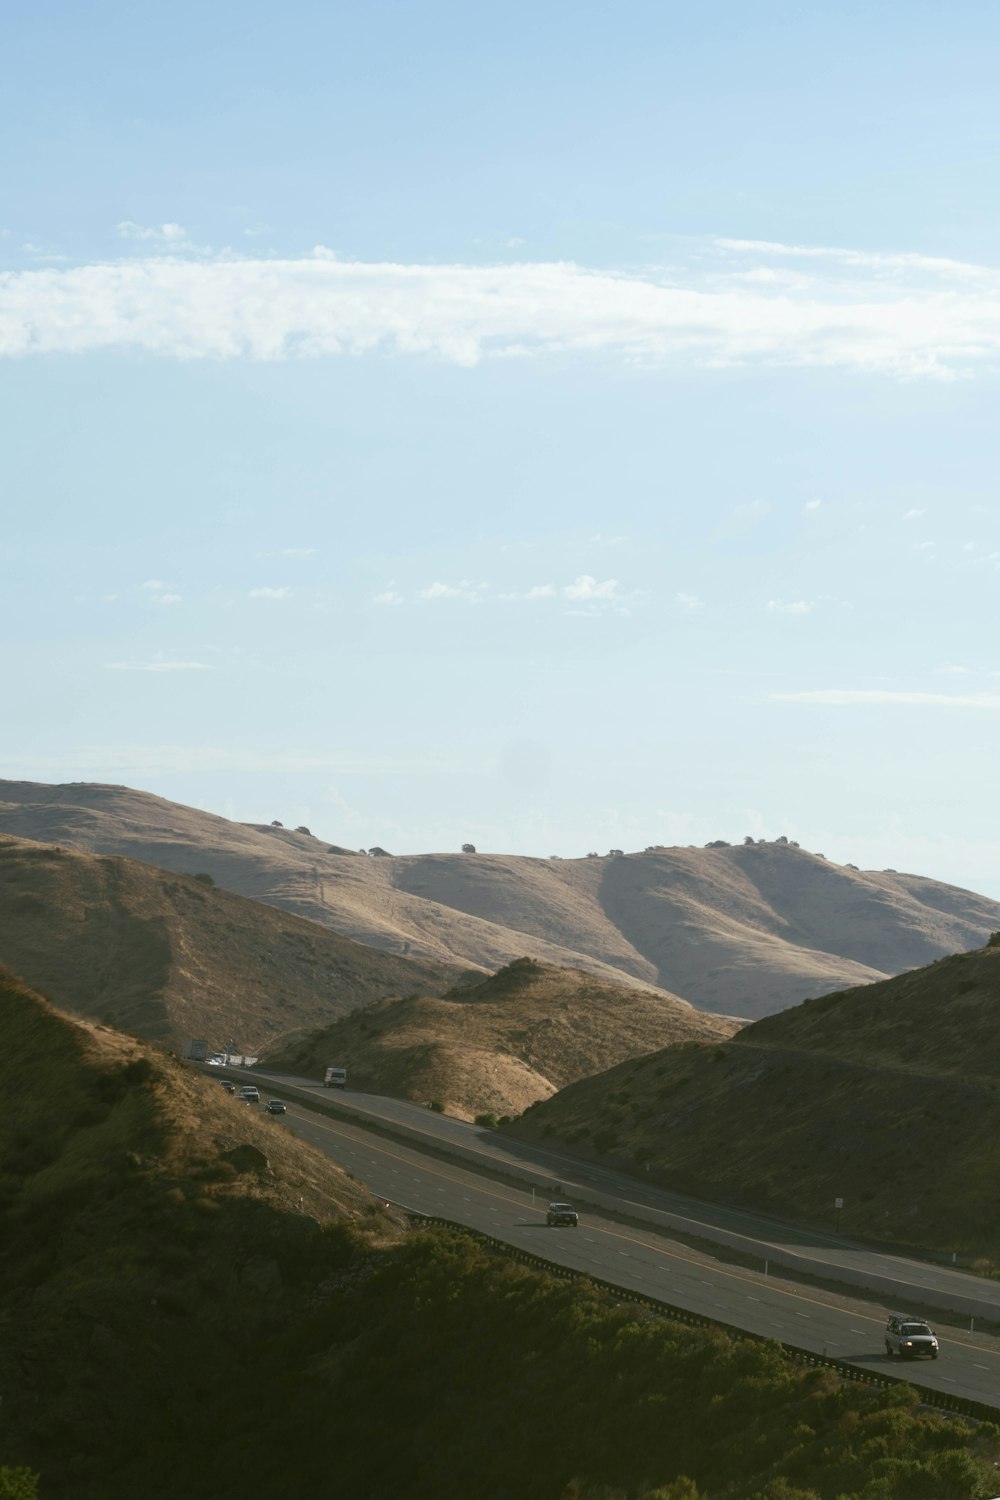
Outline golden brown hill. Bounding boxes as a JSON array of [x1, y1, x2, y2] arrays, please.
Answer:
[[5, 779, 1000, 1018], [509, 940, 1000, 1255], [0, 834, 466, 1051], [271, 956, 741, 1120], [0, 963, 382, 1224]]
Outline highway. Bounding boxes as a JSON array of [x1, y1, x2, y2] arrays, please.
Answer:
[[232, 1071, 1000, 1410]]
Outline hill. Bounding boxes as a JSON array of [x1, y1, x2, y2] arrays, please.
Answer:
[[4, 779, 1000, 1018], [509, 939, 1000, 1255], [272, 956, 742, 1119], [0, 834, 466, 1051], [2, 967, 995, 1500]]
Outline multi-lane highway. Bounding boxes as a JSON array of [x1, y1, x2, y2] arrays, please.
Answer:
[[227, 1069, 1000, 1410]]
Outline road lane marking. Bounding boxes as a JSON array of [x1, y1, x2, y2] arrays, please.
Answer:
[[288, 1111, 1000, 1361]]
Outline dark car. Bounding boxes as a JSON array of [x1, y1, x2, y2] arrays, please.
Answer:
[[219, 1081, 236, 1093], [546, 1202, 579, 1227], [884, 1312, 939, 1359], [265, 1099, 286, 1115]]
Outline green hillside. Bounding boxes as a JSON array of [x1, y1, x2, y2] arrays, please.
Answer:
[[2, 968, 997, 1499], [510, 942, 1000, 1254]]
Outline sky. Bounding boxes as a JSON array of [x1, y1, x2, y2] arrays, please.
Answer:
[[3, 0, 1000, 895]]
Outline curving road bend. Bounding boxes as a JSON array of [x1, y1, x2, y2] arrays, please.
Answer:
[[231, 1071, 1000, 1410]]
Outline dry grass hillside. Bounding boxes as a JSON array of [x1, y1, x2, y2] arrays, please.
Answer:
[[509, 940, 1000, 1255], [0, 834, 466, 1052], [4, 779, 1000, 1018], [5, 967, 993, 1500], [272, 957, 741, 1120], [0, 965, 397, 1496], [0, 964, 382, 1225]]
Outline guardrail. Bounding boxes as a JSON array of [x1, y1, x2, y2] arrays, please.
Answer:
[[407, 1212, 1000, 1426], [247, 1072, 1000, 1326]]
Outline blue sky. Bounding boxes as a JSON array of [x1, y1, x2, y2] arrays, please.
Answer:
[[4, 1, 1000, 894]]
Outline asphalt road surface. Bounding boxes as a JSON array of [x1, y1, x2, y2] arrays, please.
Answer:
[[250, 1071, 1000, 1318], [238, 1079, 1000, 1411]]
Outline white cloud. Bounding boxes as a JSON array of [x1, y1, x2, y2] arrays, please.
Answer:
[[419, 581, 464, 600], [278, 546, 316, 557], [525, 584, 556, 598], [21, 243, 68, 263], [117, 221, 191, 247], [770, 688, 1000, 708], [563, 575, 619, 600], [714, 237, 993, 279], [249, 586, 291, 599], [373, 589, 403, 605], [675, 591, 703, 610], [767, 599, 813, 614], [105, 659, 212, 672], [149, 592, 183, 605], [417, 580, 486, 601], [903, 508, 927, 520], [7, 238, 1000, 376], [141, 578, 167, 590], [804, 499, 822, 511]]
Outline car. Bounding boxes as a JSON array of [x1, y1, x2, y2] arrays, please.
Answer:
[[265, 1099, 286, 1115], [884, 1312, 939, 1359], [236, 1086, 260, 1105], [219, 1080, 236, 1093], [546, 1202, 579, 1228]]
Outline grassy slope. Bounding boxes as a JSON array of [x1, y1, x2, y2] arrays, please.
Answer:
[[510, 943, 1000, 1254], [0, 967, 391, 1496], [2, 968, 997, 1500], [273, 957, 741, 1119], [0, 834, 466, 1050], [5, 780, 1000, 1019]]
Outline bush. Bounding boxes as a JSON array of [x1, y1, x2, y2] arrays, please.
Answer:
[[475, 1112, 500, 1129], [191, 872, 215, 887], [0, 1469, 39, 1500], [427, 1099, 445, 1113], [461, 843, 476, 853]]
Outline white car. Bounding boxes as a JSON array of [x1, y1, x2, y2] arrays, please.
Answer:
[[884, 1312, 939, 1359], [236, 1086, 260, 1105]]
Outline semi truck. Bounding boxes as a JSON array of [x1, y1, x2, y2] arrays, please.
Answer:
[[182, 1039, 209, 1061], [324, 1067, 348, 1088]]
